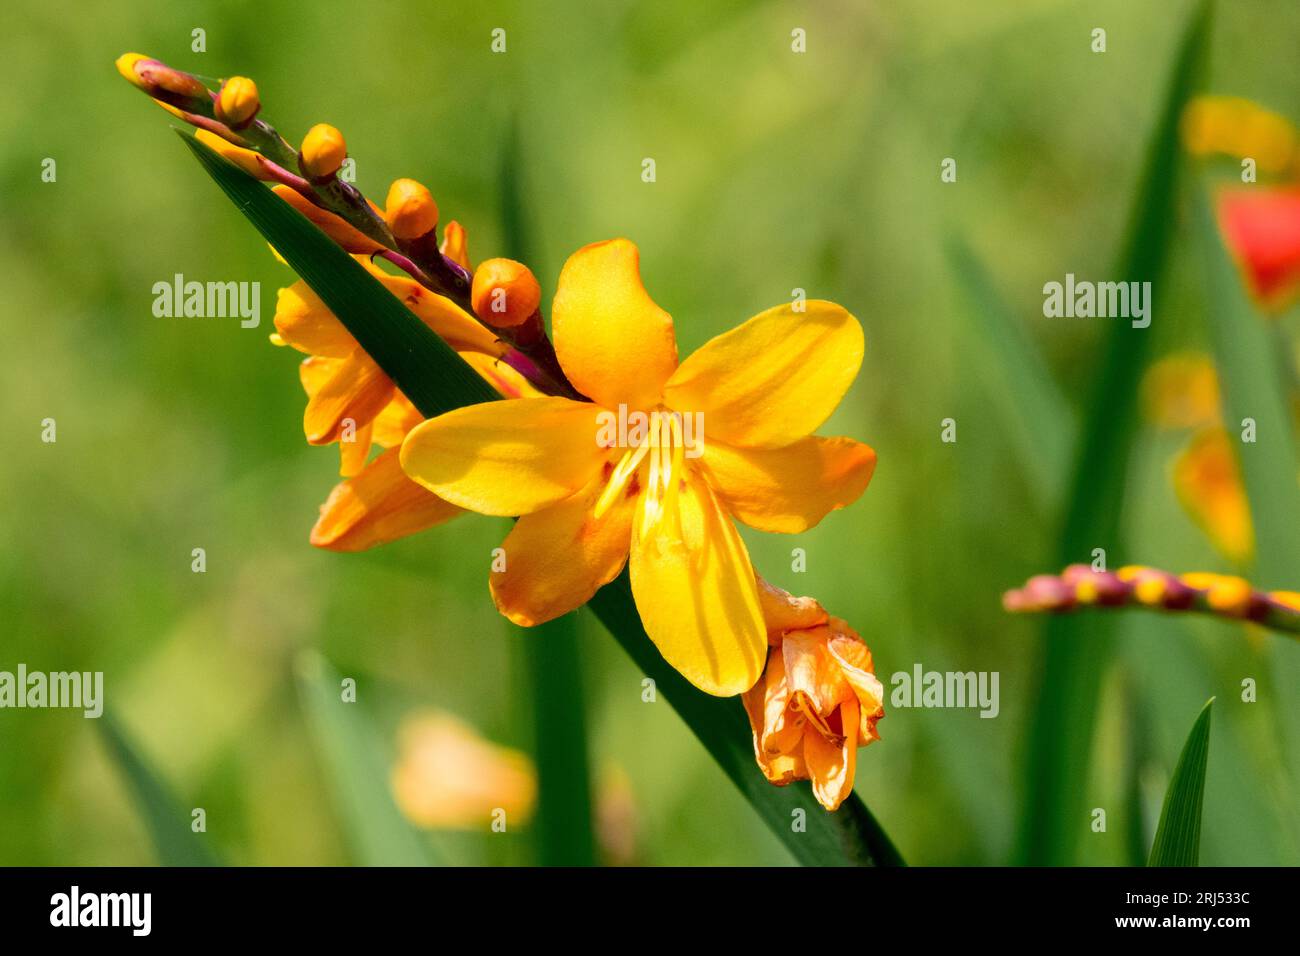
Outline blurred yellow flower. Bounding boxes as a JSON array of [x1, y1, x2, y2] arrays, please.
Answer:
[[1173, 427, 1255, 565], [741, 579, 884, 811], [391, 710, 536, 830], [1182, 95, 1299, 175], [1141, 352, 1221, 430], [401, 238, 876, 696]]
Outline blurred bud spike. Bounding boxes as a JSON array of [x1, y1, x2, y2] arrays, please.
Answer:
[[301, 124, 347, 181], [216, 76, 260, 128], [1003, 565, 1300, 637], [385, 178, 439, 240]]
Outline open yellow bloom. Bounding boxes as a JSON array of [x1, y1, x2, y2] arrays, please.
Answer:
[[742, 579, 884, 811], [401, 238, 875, 696]]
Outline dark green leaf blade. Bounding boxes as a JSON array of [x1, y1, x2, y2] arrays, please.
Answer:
[[98, 714, 221, 866], [1148, 698, 1214, 866], [182, 131, 903, 866], [295, 652, 439, 866], [1018, 0, 1213, 866]]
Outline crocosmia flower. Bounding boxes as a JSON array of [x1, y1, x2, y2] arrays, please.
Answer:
[[742, 580, 884, 811], [400, 239, 875, 696], [1217, 187, 1300, 309]]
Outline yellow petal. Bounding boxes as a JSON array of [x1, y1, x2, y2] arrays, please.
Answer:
[[459, 351, 544, 399], [804, 698, 859, 811], [703, 435, 876, 533], [552, 239, 678, 409], [195, 129, 274, 181], [664, 301, 863, 448], [628, 469, 765, 696], [372, 265, 505, 357], [275, 282, 356, 358], [311, 447, 461, 552], [370, 392, 424, 448], [826, 627, 885, 743], [338, 420, 373, 476], [490, 475, 635, 627], [303, 350, 395, 444], [400, 397, 610, 516]]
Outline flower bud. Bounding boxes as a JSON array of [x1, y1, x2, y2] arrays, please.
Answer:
[[471, 258, 541, 328], [385, 178, 439, 240], [216, 76, 260, 128], [115, 53, 209, 108], [440, 220, 470, 268], [300, 124, 347, 180], [196, 129, 273, 181], [271, 185, 383, 255]]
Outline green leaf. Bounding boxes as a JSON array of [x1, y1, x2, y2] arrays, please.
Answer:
[[1148, 698, 1213, 866], [181, 130, 903, 866], [946, 235, 1074, 509], [295, 652, 439, 866], [98, 714, 221, 866], [1018, 0, 1213, 866]]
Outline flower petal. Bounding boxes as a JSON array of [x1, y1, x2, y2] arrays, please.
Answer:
[[665, 301, 863, 448], [782, 628, 853, 718], [804, 699, 858, 811], [374, 266, 505, 356], [272, 184, 385, 255], [303, 350, 395, 444], [629, 469, 766, 696], [757, 578, 829, 641], [311, 447, 461, 552], [400, 397, 610, 517], [490, 475, 635, 627], [552, 239, 678, 410], [276, 282, 357, 358], [703, 435, 876, 533], [1217, 186, 1300, 309], [826, 626, 885, 743], [1173, 426, 1255, 564], [338, 420, 373, 476]]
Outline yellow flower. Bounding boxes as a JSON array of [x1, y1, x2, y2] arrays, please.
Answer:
[[1172, 426, 1254, 564], [741, 579, 884, 811], [273, 254, 506, 457], [401, 238, 875, 695], [1182, 96, 1299, 175], [1141, 352, 1221, 430], [391, 710, 536, 830]]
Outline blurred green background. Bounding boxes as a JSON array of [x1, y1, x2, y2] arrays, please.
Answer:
[[2, 0, 1298, 866]]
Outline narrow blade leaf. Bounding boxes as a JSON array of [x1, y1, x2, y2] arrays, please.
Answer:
[[1148, 698, 1213, 866], [98, 714, 221, 866]]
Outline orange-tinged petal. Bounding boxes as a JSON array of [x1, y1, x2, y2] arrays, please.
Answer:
[[552, 239, 678, 409], [628, 469, 765, 697], [703, 435, 876, 534], [338, 420, 373, 476], [664, 300, 864, 448], [195, 129, 273, 180], [1172, 426, 1255, 564], [276, 282, 356, 358], [272, 184, 384, 255], [1217, 187, 1300, 309], [311, 447, 461, 552], [371, 265, 505, 356], [303, 350, 395, 444], [782, 628, 853, 718], [804, 698, 859, 811], [370, 392, 423, 447], [400, 397, 610, 517], [298, 355, 340, 397], [490, 475, 635, 627], [741, 653, 808, 785], [826, 627, 885, 743], [757, 578, 828, 640]]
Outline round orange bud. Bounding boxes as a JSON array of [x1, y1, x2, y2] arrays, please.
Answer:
[[471, 259, 541, 328], [300, 124, 347, 180], [385, 178, 439, 239], [216, 76, 260, 127]]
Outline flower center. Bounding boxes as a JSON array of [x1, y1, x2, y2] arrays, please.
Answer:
[[593, 408, 687, 523]]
